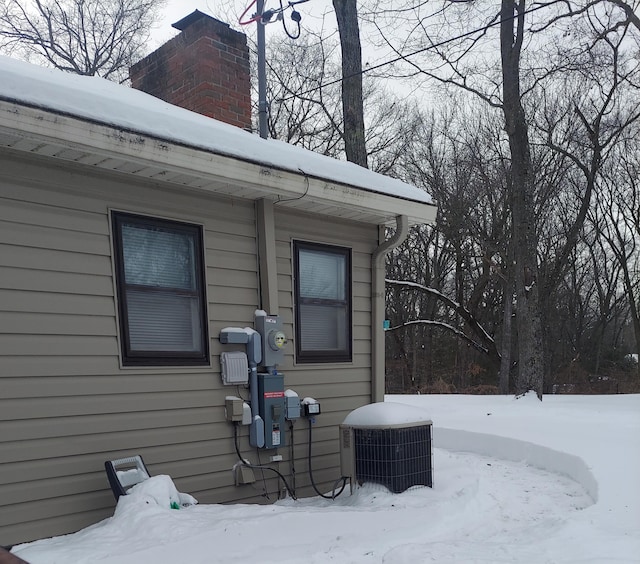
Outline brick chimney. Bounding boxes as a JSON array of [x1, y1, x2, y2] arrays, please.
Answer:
[[130, 10, 251, 130]]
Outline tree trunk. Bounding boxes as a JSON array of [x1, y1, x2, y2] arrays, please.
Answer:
[[501, 0, 544, 398], [333, 0, 368, 168], [499, 278, 514, 394]]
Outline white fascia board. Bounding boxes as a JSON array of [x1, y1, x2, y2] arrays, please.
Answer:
[[0, 100, 437, 226]]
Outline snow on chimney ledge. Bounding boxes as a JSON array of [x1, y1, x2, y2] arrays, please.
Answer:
[[130, 10, 252, 130]]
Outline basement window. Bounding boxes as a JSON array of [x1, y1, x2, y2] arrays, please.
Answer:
[[111, 212, 209, 366], [294, 240, 352, 363]]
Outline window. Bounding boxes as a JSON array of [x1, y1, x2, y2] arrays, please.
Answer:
[[294, 240, 352, 363], [111, 212, 209, 366]]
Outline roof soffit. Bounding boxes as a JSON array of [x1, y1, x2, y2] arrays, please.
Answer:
[[0, 100, 436, 227]]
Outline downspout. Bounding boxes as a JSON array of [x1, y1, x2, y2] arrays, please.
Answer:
[[371, 215, 409, 402]]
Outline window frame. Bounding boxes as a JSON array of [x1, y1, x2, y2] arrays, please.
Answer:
[[111, 211, 210, 367], [293, 240, 352, 364]]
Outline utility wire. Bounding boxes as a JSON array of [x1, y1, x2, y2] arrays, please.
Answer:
[[279, 1, 551, 102], [307, 418, 348, 500], [233, 422, 297, 500]]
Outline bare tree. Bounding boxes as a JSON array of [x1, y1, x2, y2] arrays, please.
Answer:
[[384, 101, 515, 392], [333, 0, 368, 167], [0, 0, 165, 82], [354, 0, 640, 395], [532, 1, 640, 383], [265, 33, 344, 156], [591, 139, 640, 376], [263, 30, 421, 174], [498, 0, 545, 397]]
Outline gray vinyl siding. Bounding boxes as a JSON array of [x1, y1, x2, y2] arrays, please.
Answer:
[[0, 152, 261, 544], [0, 152, 379, 545], [272, 208, 377, 495]]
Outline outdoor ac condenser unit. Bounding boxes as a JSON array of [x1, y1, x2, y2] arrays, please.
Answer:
[[340, 403, 433, 493]]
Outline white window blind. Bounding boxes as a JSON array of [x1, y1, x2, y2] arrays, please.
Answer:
[[299, 303, 347, 350], [299, 249, 345, 300], [125, 289, 201, 352], [295, 241, 351, 362]]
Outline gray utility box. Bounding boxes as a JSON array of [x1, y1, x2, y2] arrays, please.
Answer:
[[255, 314, 285, 368], [258, 373, 285, 449]]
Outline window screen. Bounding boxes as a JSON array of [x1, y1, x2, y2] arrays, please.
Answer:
[[294, 241, 351, 363], [112, 212, 209, 366]]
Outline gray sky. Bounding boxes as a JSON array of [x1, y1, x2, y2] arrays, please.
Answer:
[[151, 1, 416, 102], [154, 1, 337, 46]]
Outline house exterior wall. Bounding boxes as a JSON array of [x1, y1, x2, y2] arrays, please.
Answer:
[[0, 151, 376, 545], [271, 208, 377, 491]]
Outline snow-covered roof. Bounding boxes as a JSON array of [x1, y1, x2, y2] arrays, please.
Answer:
[[0, 55, 436, 226]]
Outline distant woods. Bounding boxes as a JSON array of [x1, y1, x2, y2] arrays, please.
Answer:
[[262, 0, 640, 394], [0, 0, 166, 82]]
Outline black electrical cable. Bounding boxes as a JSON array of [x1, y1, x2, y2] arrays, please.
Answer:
[[255, 447, 271, 500], [307, 418, 348, 500], [289, 420, 297, 496], [273, 168, 309, 205], [233, 422, 297, 500], [278, 1, 553, 103], [280, 0, 301, 39]]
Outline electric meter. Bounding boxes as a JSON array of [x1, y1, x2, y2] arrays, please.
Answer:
[[269, 330, 286, 351], [255, 313, 286, 369]]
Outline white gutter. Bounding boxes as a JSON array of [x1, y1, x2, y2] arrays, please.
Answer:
[[371, 215, 409, 402], [0, 100, 436, 227]]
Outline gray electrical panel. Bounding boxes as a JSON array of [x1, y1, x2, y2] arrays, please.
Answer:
[[257, 372, 285, 449]]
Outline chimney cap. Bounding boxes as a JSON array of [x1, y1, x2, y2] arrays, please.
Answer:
[[172, 9, 230, 31]]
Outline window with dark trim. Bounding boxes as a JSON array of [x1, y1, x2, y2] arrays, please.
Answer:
[[111, 212, 209, 366], [293, 240, 352, 363]]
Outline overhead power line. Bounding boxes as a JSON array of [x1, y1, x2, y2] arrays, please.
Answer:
[[278, 1, 552, 101]]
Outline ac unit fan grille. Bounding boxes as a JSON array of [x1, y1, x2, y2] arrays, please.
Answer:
[[353, 424, 432, 493]]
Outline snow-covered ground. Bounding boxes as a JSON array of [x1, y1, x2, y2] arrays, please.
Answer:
[[12, 393, 640, 563]]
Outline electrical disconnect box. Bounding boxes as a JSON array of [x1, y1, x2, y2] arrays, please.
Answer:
[[258, 372, 286, 449], [284, 389, 301, 420], [225, 396, 244, 422]]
